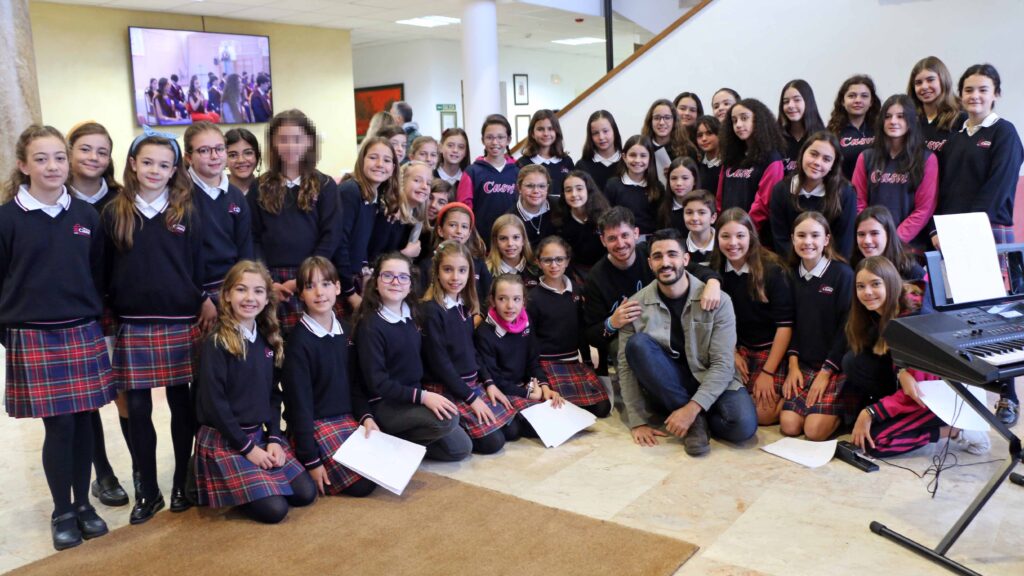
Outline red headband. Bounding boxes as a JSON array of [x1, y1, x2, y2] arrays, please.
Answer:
[[436, 201, 475, 228]]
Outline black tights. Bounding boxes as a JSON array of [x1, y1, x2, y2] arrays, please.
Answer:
[[471, 416, 538, 454], [583, 399, 612, 419], [240, 472, 317, 524], [91, 410, 133, 480], [42, 412, 94, 516], [341, 477, 377, 498], [127, 385, 194, 499]]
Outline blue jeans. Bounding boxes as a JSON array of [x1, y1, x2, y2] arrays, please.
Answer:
[[625, 333, 757, 442]]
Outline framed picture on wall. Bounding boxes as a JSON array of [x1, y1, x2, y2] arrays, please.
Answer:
[[354, 83, 404, 139], [513, 74, 529, 106], [515, 114, 530, 144]]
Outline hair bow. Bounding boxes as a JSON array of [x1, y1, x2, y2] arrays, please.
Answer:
[[130, 125, 182, 164]]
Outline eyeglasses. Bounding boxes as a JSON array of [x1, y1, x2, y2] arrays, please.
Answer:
[[539, 256, 567, 265], [652, 115, 674, 123], [380, 272, 412, 285], [483, 135, 509, 143], [194, 145, 227, 158], [227, 149, 256, 160], [522, 183, 548, 191]]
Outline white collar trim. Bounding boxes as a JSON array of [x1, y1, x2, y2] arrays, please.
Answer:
[[189, 166, 229, 200], [798, 257, 831, 280], [726, 261, 750, 275], [378, 302, 412, 324], [530, 155, 562, 165], [593, 150, 621, 166], [16, 185, 71, 217], [443, 294, 463, 310], [69, 179, 108, 205], [300, 313, 343, 338], [686, 231, 715, 253], [135, 190, 169, 219], [621, 174, 646, 187], [238, 322, 257, 343], [539, 276, 573, 295]]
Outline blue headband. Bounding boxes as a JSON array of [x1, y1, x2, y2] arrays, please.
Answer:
[[130, 125, 181, 164]]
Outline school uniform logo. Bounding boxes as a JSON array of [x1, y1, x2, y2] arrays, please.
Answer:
[[819, 285, 834, 295], [265, 348, 274, 358], [228, 203, 242, 214], [72, 224, 91, 237], [725, 167, 754, 179], [978, 140, 992, 149], [869, 170, 909, 185], [841, 137, 874, 147], [482, 182, 516, 195], [171, 223, 187, 234], [926, 139, 947, 152]]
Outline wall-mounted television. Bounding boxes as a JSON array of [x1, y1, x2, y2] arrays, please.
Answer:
[[128, 26, 272, 127]]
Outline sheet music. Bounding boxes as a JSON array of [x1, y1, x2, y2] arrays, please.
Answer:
[[916, 380, 991, 432], [519, 400, 596, 448], [333, 427, 426, 495], [761, 438, 837, 468], [933, 213, 1005, 303]]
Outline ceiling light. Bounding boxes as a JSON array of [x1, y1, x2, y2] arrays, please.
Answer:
[[395, 16, 460, 28], [551, 37, 605, 46]]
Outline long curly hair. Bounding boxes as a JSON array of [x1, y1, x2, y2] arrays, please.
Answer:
[[258, 109, 322, 214], [827, 75, 881, 134], [211, 260, 284, 367], [907, 56, 962, 132], [720, 98, 787, 168]]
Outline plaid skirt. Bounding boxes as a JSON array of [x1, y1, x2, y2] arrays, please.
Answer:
[[194, 425, 306, 508], [738, 346, 786, 397], [113, 322, 199, 390], [308, 415, 363, 495], [4, 321, 116, 419], [782, 367, 858, 418], [269, 266, 303, 335], [423, 378, 534, 439], [539, 358, 609, 407]]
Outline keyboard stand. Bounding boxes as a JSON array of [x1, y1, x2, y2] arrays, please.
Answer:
[[869, 380, 1022, 575]]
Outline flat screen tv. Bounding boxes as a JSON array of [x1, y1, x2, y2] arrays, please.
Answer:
[[129, 26, 272, 127]]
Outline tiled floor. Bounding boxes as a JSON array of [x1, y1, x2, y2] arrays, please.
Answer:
[[1, 358, 1022, 575]]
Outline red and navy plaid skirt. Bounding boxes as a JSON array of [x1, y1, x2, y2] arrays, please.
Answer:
[[113, 322, 199, 390], [423, 378, 534, 439], [539, 358, 609, 408], [4, 321, 116, 419], [782, 367, 858, 418], [738, 346, 786, 397], [194, 424, 306, 508], [308, 415, 363, 495], [269, 266, 303, 335]]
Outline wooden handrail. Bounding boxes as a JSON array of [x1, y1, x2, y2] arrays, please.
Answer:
[[511, 0, 715, 154]]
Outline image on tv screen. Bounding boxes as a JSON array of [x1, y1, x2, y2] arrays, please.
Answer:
[[129, 27, 272, 127]]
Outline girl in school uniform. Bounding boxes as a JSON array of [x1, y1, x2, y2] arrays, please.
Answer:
[[195, 260, 316, 523], [516, 109, 575, 198], [711, 88, 740, 122], [354, 252, 472, 462], [769, 131, 857, 257], [422, 241, 526, 454], [559, 170, 611, 274], [527, 236, 611, 417], [510, 164, 559, 249], [673, 91, 704, 140], [184, 122, 254, 332], [334, 136, 399, 311], [410, 135, 440, 170], [604, 134, 662, 235], [2, 125, 116, 550], [641, 99, 698, 186], [575, 110, 624, 191], [427, 178, 453, 227], [657, 156, 701, 231], [457, 114, 519, 244], [486, 214, 540, 288], [379, 126, 408, 165], [712, 208, 794, 425], [367, 160, 430, 265], [907, 56, 966, 156], [718, 98, 786, 236], [852, 206, 927, 285], [225, 127, 261, 196], [281, 256, 377, 497], [436, 128, 470, 187], [852, 94, 938, 250], [250, 110, 341, 335], [932, 63, 1024, 425], [695, 115, 722, 194], [846, 256, 989, 456], [422, 202, 492, 306], [781, 211, 855, 441], [104, 129, 203, 522], [827, 75, 881, 180], [777, 79, 825, 174]]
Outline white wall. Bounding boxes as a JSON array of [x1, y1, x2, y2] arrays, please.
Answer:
[[558, 0, 1024, 161], [353, 39, 605, 149]]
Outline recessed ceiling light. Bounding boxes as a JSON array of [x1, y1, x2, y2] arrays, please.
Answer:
[[551, 37, 605, 46], [395, 16, 460, 28]]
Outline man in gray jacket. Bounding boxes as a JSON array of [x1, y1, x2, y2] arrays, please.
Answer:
[[617, 228, 757, 455]]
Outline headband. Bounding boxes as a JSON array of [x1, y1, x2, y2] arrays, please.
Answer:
[[130, 125, 182, 165], [435, 201, 474, 228]]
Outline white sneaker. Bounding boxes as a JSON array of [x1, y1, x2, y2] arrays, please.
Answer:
[[949, 429, 992, 455]]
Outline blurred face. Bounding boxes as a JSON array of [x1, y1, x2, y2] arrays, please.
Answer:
[[649, 239, 689, 286], [482, 124, 509, 159], [600, 222, 639, 266], [442, 135, 467, 166], [227, 272, 268, 325], [363, 143, 395, 187], [129, 144, 176, 195], [843, 83, 872, 120], [717, 221, 750, 265], [438, 253, 470, 297], [792, 218, 829, 264], [961, 74, 998, 118], [669, 165, 695, 198], [187, 130, 226, 180], [532, 118, 557, 151], [625, 144, 650, 179], [914, 69, 942, 106], [683, 201, 714, 233], [427, 191, 448, 222], [712, 91, 737, 121], [883, 103, 908, 141], [412, 142, 439, 169], [299, 268, 340, 317], [492, 281, 525, 323], [389, 134, 407, 162], [676, 97, 699, 127], [376, 258, 412, 308], [801, 140, 836, 185], [731, 104, 754, 141], [519, 172, 548, 211], [563, 176, 588, 210], [19, 136, 68, 194], [781, 87, 805, 123], [496, 225, 524, 264], [226, 139, 257, 181], [70, 134, 111, 181], [696, 123, 719, 155], [856, 269, 887, 312], [856, 218, 887, 257], [651, 105, 674, 139], [272, 124, 311, 170], [441, 211, 472, 244], [403, 164, 431, 205], [538, 242, 569, 281], [590, 118, 615, 154], [389, 103, 403, 124]]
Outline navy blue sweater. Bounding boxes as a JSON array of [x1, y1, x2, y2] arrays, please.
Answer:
[[192, 183, 253, 286], [789, 260, 853, 372], [250, 172, 341, 268], [366, 207, 415, 266], [721, 262, 794, 349], [421, 300, 481, 403], [355, 310, 424, 405], [769, 177, 857, 258], [507, 202, 558, 250], [921, 112, 968, 157], [475, 319, 546, 398], [575, 156, 621, 191], [334, 179, 379, 296], [527, 283, 588, 360], [515, 155, 574, 199], [836, 123, 875, 181], [456, 157, 519, 245], [558, 212, 604, 268], [0, 198, 103, 326], [604, 177, 659, 234], [783, 133, 805, 175]]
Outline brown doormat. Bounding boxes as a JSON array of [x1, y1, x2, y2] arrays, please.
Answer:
[[8, 472, 696, 576]]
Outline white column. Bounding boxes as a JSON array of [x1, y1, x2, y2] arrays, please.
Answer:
[[461, 0, 500, 139], [0, 0, 43, 179]]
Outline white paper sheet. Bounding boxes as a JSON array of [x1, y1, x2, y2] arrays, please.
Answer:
[[519, 400, 597, 448], [332, 427, 426, 495], [933, 213, 1005, 303], [653, 146, 672, 187], [916, 380, 991, 432], [761, 437, 837, 468]]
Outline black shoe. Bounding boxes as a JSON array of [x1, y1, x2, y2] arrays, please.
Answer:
[[75, 504, 109, 539], [132, 471, 142, 499], [51, 511, 82, 551], [169, 487, 192, 513], [996, 399, 1019, 427], [129, 492, 165, 525], [91, 475, 129, 507], [683, 414, 711, 456]]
